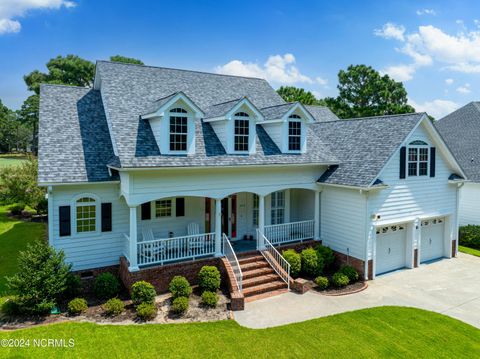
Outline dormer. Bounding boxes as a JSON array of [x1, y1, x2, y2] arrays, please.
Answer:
[[204, 97, 264, 154], [142, 92, 204, 155], [260, 102, 315, 153]]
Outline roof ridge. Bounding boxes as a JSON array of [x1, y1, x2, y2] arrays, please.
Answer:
[[209, 97, 244, 107], [152, 92, 178, 103], [96, 60, 269, 81], [40, 83, 91, 90], [260, 102, 294, 110], [311, 112, 424, 124]]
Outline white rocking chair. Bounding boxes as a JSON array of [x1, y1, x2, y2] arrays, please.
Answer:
[[140, 228, 165, 261], [187, 223, 204, 255]]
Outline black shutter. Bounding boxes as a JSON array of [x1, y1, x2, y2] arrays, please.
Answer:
[[59, 206, 71, 237], [141, 202, 151, 220], [101, 203, 112, 232], [430, 147, 436, 177], [399, 146, 407, 179], [176, 198, 185, 217]]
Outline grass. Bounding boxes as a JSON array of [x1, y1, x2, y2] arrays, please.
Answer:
[[459, 245, 480, 257], [0, 205, 46, 295], [0, 154, 28, 169], [0, 307, 478, 358]]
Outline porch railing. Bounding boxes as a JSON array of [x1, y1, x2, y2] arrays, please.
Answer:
[[258, 230, 290, 290], [222, 233, 243, 293], [137, 232, 215, 266], [264, 219, 315, 245]]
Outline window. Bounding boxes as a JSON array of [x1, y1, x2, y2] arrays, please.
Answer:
[[271, 191, 285, 225], [408, 140, 429, 177], [252, 194, 259, 226], [234, 118, 249, 152], [76, 197, 96, 233], [288, 120, 301, 151], [169, 108, 188, 151], [155, 199, 172, 217]]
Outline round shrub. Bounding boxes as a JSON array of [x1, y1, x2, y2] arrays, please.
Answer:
[[339, 265, 359, 282], [169, 276, 192, 299], [136, 302, 157, 321], [301, 248, 323, 277], [131, 281, 157, 305], [103, 298, 125, 316], [94, 273, 120, 300], [198, 266, 221, 292], [459, 225, 480, 250], [0, 297, 20, 316], [171, 296, 189, 315], [314, 276, 329, 290], [201, 291, 218, 308], [9, 203, 25, 216], [282, 249, 301, 277], [67, 298, 88, 315], [332, 272, 350, 287], [315, 245, 335, 269], [64, 273, 82, 299]]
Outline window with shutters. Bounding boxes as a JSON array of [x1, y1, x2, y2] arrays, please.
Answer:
[[76, 197, 97, 233], [155, 199, 172, 217], [407, 140, 429, 177]]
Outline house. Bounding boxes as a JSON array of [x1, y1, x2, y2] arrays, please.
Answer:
[[436, 102, 480, 225], [38, 61, 465, 303]]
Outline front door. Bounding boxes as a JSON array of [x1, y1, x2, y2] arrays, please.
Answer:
[[221, 198, 229, 236], [221, 195, 237, 239]]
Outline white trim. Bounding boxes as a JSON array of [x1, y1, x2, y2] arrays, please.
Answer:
[[318, 182, 388, 191], [71, 193, 101, 237], [142, 92, 205, 119], [38, 181, 120, 187]]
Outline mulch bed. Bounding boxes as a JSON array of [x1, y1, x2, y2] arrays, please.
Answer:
[[309, 281, 368, 296]]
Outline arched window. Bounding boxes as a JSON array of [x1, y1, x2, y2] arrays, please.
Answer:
[[234, 112, 249, 151], [234, 112, 249, 117], [76, 197, 97, 233], [169, 108, 188, 151], [408, 140, 429, 176], [288, 114, 302, 151]]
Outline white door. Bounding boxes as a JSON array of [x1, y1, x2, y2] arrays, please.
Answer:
[[420, 218, 445, 263], [376, 224, 407, 275]]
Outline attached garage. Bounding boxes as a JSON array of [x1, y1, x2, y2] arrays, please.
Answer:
[[375, 224, 407, 275], [420, 218, 445, 263]]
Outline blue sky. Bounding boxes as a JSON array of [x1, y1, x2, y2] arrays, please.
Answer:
[[1, 0, 479, 118]]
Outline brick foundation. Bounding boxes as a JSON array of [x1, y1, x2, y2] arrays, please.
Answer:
[[220, 258, 244, 311], [72, 265, 120, 293], [414, 249, 419, 267], [332, 251, 372, 280], [452, 239, 457, 257]]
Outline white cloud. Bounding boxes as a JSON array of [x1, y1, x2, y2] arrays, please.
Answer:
[[445, 78, 454, 85], [409, 98, 459, 119], [0, 0, 75, 34], [374, 23, 405, 41], [215, 53, 326, 86], [416, 9, 436, 16], [382, 64, 416, 81], [456, 83, 471, 94]]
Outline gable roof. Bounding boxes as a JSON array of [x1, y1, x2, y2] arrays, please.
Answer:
[[435, 102, 480, 182], [305, 105, 339, 122]]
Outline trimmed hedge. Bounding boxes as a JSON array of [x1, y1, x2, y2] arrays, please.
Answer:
[[201, 291, 218, 308], [301, 248, 324, 277], [282, 249, 301, 277], [103, 298, 125, 316], [171, 297, 189, 314], [314, 276, 329, 290], [67, 298, 88, 315], [198, 266, 221, 292], [169, 276, 192, 299], [332, 272, 350, 287], [459, 225, 480, 250], [131, 281, 156, 305], [315, 245, 335, 269], [94, 273, 120, 300], [136, 302, 157, 321], [339, 266, 359, 282]]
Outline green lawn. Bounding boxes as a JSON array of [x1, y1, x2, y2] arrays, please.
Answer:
[[0, 307, 478, 358], [459, 245, 480, 257], [0, 205, 46, 295], [0, 155, 28, 169]]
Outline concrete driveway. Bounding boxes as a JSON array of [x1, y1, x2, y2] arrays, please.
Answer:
[[234, 253, 480, 329]]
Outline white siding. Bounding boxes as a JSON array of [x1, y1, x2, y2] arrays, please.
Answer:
[[321, 187, 367, 260], [262, 123, 283, 150], [459, 182, 480, 225], [210, 121, 228, 150], [149, 118, 162, 149], [290, 189, 315, 222]]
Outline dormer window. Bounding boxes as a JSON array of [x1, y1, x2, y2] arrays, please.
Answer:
[[288, 114, 302, 151], [408, 140, 429, 176], [169, 108, 188, 151], [234, 112, 250, 152]]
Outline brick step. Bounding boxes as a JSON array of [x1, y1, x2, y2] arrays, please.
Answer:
[[241, 266, 275, 280], [238, 255, 264, 265], [245, 288, 289, 303], [242, 274, 280, 289], [239, 260, 270, 272], [243, 280, 288, 298]]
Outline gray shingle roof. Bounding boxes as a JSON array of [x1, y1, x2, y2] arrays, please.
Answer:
[[204, 98, 243, 119], [260, 103, 296, 121], [305, 105, 339, 122], [315, 113, 426, 187], [435, 102, 480, 182], [38, 85, 118, 183], [142, 92, 178, 116]]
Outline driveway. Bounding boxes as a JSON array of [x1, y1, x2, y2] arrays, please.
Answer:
[[234, 253, 480, 329]]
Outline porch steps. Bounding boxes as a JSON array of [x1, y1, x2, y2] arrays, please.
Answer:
[[238, 252, 288, 302]]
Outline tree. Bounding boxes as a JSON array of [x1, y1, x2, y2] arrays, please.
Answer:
[[277, 86, 326, 106], [324, 65, 415, 119], [110, 55, 144, 65], [0, 100, 30, 153], [17, 94, 39, 153]]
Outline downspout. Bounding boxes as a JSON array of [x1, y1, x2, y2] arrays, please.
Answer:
[[455, 182, 465, 257], [363, 190, 370, 280]]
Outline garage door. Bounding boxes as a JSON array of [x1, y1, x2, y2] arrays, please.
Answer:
[[420, 218, 445, 263], [376, 224, 407, 275]]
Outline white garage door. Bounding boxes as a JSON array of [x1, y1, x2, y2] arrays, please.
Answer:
[[420, 218, 445, 263], [376, 224, 407, 275]]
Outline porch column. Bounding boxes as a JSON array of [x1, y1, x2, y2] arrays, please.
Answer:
[[314, 190, 320, 241], [129, 206, 139, 272], [215, 198, 222, 256], [258, 195, 265, 249]]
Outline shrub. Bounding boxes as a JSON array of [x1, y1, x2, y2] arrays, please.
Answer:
[[171, 296, 189, 315], [282, 249, 301, 277], [103, 298, 125, 316], [301, 248, 324, 277], [315, 245, 335, 269], [94, 273, 120, 300], [169, 276, 192, 299], [64, 273, 82, 299], [201, 291, 218, 308], [339, 266, 359, 282], [198, 266, 221, 292], [6, 241, 71, 314], [459, 225, 480, 250], [0, 297, 20, 316], [136, 302, 157, 321], [8, 203, 25, 215], [332, 272, 350, 287], [67, 298, 88, 315], [131, 281, 157, 305], [314, 276, 329, 290]]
